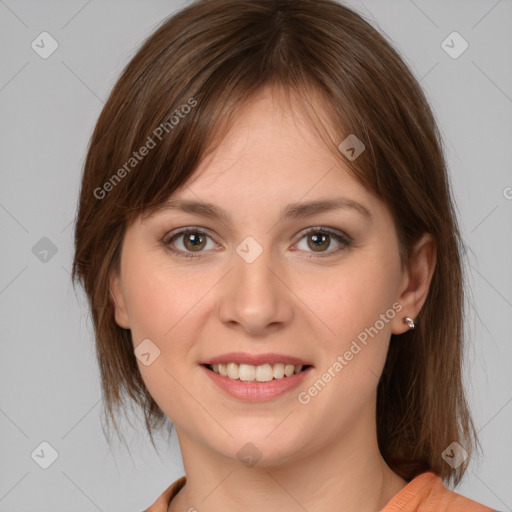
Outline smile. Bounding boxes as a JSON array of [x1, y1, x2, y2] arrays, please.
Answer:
[[201, 363, 313, 402], [206, 362, 307, 382]]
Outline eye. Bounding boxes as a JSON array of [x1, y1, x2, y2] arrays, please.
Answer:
[[293, 227, 351, 257], [163, 228, 218, 258], [162, 226, 351, 259]]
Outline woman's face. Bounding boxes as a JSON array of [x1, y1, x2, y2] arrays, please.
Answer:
[[110, 87, 420, 466]]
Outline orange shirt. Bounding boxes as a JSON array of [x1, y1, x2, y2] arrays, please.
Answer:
[[144, 471, 497, 512]]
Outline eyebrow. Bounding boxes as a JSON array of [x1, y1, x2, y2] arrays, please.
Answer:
[[146, 197, 372, 222]]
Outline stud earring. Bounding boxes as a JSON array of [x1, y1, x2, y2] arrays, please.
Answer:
[[403, 317, 415, 330]]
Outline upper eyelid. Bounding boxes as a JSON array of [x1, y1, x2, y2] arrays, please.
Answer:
[[164, 226, 217, 243], [298, 226, 351, 240]]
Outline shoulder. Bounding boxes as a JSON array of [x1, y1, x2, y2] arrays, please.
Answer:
[[143, 472, 497, 512], [143, 476, 187, 512], [381, 471, 497, 512]]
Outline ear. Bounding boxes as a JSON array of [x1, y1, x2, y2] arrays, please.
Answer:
[[109, 267, 130, 329], [392, 233, 437, 335]]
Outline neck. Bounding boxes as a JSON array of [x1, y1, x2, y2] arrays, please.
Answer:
[[168, 404, 407, 512]]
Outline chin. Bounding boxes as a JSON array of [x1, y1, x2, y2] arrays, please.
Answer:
[[219, 429, 308, 468]]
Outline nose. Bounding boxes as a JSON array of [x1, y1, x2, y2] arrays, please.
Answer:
[[217, 241, 294, 336]]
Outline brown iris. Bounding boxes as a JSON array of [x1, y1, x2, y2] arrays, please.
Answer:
[[183, 231, 207, 251], [307, 232, 330, 252]]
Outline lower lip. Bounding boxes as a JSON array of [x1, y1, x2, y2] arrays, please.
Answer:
[[201, 365, 313, 402]]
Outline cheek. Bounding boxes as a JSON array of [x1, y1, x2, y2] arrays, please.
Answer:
[[296, 250, 402, 413], [120, 252, 212, 397], [122, 253, 206, 344], [120, 255, 207, 425], [304, 255, 401, 345]]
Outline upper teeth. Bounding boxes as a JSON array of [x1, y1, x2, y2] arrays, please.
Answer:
[[210, 362, 303, 382]]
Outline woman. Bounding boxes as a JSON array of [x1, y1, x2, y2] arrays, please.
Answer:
[[72, 1, 497, 510]]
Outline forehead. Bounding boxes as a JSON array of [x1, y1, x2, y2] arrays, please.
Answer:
[[135, 85, 393, 234], [175, 87, 366, 200]]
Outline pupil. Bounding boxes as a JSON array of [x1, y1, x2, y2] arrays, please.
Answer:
[[189, 234, 201, 245]]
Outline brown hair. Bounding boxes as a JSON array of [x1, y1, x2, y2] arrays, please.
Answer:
[[72, 0, 478, 486]]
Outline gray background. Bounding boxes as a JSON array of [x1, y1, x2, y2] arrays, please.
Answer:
[[0, 0, 511, 510]]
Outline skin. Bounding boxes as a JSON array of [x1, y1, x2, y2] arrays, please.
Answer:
[[110, 86, 436, 512]]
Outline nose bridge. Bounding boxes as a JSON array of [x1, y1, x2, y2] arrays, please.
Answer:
[[236, 237, 276, 292], [217, 235, 292, 333]]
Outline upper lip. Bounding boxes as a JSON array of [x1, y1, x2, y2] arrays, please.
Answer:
[[201, 352, 313, 367]]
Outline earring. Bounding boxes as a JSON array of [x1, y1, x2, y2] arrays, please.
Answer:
[[403, 317, 415, 330]]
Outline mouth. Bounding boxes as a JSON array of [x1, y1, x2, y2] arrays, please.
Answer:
[[200, 354, 314, 401], [201, 362, 313, 383]]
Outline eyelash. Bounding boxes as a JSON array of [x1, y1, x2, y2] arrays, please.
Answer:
[[161, 226, 352, 259]]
